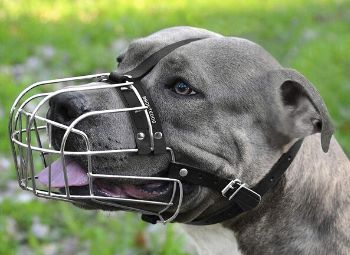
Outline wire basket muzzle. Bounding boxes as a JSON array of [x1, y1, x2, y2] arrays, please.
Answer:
[[8, 73, 183, 224]]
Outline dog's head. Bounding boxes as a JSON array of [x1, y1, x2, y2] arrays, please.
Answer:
[[46, 26, 333, 223]]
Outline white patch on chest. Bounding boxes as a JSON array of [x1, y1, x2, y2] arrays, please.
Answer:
[[182, 224, 242, 255]]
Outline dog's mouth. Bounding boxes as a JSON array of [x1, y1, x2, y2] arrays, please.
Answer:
[[36, 159, 172, 200]]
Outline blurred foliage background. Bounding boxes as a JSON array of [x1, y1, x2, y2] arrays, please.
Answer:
[[0, 0, 349, 254]]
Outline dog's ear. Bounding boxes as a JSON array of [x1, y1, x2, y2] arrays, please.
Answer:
[[267, 68, 334, 152]]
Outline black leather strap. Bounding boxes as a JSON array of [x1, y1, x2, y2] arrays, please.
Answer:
[[168, 163, 261, 211], [188, 139, 304, 225], [123, 38, 206, 79], [109, 37, 205, 81], [133, 80, 167, 154], [109, 37, 207, 154], [117, 85, 153, 154], [142, 139, 303, 225], [252, 139, 303, 195]]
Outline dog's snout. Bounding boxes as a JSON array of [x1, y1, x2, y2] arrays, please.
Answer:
[[48, 92, 89, 125]]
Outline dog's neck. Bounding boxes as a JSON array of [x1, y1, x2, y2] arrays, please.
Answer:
[[183, 134, 350, 255], [183, 223, 242, 255]]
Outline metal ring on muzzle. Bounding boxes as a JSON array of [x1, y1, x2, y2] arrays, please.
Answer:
[[8, 73, 183, 224]]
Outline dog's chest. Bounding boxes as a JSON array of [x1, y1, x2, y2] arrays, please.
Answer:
[[182, 224, 242, 255]]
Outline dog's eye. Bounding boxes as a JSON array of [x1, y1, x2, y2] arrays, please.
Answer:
[[173, 81, 197, 96]]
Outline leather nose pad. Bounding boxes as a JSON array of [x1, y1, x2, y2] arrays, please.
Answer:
[[48, 92, 89, 125]]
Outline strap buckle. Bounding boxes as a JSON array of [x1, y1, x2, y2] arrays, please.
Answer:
[[221, 179, 247, 201]]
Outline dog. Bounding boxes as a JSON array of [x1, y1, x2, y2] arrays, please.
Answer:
[[45, 26, 350, 254]]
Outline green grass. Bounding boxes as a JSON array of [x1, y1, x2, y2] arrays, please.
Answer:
[[0, 198, 188, 255], [0, 0, 349, 254]]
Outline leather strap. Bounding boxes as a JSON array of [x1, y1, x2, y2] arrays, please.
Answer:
[[252, 139, 303, 195], [109, 37, 205, 82], [123, 38, 206, 79], [142, 139, 303, 225], [117, 84, 153, 154], [109, 37, 207, 154], [187, 139, 303, 225], [168, 163, 261, 211]]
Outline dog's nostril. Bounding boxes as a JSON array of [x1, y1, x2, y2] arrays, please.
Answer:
[[48, 92, 89, 125], [56, 104, 75, 123]]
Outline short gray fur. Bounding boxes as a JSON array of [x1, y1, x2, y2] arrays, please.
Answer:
[[50, 26, 350, 254]]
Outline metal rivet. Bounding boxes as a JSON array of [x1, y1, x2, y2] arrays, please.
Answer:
[[154, 132, 163, 140], [137, 132, 145, 140], [179, 168, 188, 177]]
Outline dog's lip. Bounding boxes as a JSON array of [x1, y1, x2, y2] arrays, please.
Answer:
[[36, 159, 172, 200], [95, 180, 171, 199]]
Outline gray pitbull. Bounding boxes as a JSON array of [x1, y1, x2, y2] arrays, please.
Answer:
[[47, 26, 350, 254]]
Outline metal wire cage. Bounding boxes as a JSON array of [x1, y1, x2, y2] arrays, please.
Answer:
[[8, 73, 183, 224]]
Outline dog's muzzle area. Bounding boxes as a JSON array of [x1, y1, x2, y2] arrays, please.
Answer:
[[8, 73, 192, 224], [47, 85, 178, 199]]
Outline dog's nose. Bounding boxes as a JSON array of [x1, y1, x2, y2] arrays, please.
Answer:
[[48, 92, 89, 125]]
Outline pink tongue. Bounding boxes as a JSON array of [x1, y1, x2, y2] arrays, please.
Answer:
[[37, 159, 89, 188]]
